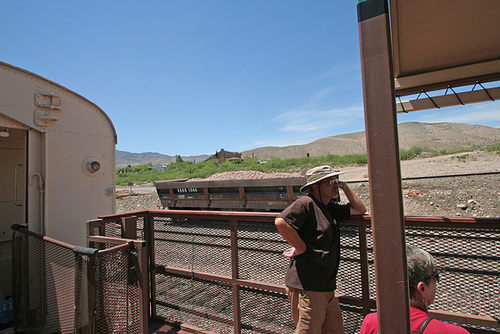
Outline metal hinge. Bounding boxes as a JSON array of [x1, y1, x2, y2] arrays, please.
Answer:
[[34, 93, 62, 127], [34, 110, 60, 127], [35, 93, 63, 110]]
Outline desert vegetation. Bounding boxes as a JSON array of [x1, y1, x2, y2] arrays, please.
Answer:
[[115, 146, 499, 186]]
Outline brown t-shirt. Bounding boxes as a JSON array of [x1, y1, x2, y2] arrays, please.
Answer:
[[277, 195, 350, 292]]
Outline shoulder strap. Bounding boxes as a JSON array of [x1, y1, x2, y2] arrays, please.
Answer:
[[417, 316, 433, 334]]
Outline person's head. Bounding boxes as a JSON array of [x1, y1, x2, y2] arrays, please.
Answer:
[[300, 165, 344, 204], [406, 245, 440, 311]]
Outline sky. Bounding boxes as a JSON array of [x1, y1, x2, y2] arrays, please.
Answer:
[[1, 1, 499, 157]]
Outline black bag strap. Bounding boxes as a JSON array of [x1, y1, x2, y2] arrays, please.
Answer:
[[417, 316, 434, 334]]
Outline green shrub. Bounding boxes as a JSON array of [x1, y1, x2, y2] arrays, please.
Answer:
[[116, 146, 496, 185]]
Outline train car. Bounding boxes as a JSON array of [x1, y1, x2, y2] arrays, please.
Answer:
[[155, 176, 307, 211], [0, 61, 117, 297]]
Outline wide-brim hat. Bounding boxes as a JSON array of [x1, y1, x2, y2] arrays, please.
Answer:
[[300, 165, 344, 192]]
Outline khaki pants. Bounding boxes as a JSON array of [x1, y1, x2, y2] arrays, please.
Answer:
[[286, 286, 345, 334]]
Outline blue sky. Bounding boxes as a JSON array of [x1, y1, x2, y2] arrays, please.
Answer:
[[2, 1, 499, 156]]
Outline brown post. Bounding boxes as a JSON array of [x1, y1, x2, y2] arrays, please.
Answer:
[[238, 187, 246, 208], [358, 223, 371, 316], [86, 219, 102, 249], [169, 189, 175, 208], [230, 217, 241, 334], [357, 0, 410, 332], [87, 254, 96, 334], [135, 240, 149, 334], [145, 212, 157, 319], [121, 216, 137, 239], [204, 187, 210, 207]]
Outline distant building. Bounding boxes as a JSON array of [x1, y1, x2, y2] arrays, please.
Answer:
[[148, 165, 168, 171], [206, 149, 242, 163]]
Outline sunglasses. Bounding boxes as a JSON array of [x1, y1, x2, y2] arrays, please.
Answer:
[[424, 270, 440, 283], [319, 177, 340, 185]]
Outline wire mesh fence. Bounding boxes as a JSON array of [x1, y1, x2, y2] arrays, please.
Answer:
[[12, 211, 499, 333], [93, 248, 141, 333], [150, 214, 368, 333], [12, 226, 88, 333], [405, 224, 499, 319], [142, 212, 499, 334], [12, 225, 146, 334]]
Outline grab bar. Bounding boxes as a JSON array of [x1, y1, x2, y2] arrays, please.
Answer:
[[14, 164, 23, 206]]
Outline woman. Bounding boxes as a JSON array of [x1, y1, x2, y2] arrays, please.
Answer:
[[359, 245, 470, 334]]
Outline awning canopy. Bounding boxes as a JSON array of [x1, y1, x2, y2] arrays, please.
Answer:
[[389, 0, 500, 111]]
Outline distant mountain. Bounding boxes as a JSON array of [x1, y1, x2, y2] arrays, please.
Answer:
[[116, 122, 500, 167], [241, 122, 500, 159], [116, 151, 210, 168]]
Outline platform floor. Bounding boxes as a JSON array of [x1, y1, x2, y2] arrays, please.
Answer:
[[149, 319, 193, 334], [0, 320, 193, 334]]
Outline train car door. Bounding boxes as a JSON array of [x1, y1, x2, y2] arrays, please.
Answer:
[[0, 127, 27, 297]]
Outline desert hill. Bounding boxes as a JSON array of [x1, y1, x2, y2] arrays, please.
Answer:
[[241, 122, 500, 159], [116, 122, 500, 167], [116, 151, 210, 168]]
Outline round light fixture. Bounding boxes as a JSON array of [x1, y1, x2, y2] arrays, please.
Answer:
[[83, 157, 102, 176]]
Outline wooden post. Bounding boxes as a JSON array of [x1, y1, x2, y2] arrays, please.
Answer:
[[357, 0, 410, 332]]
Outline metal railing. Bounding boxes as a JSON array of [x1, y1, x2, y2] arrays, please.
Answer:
[[89, 210, 500, 334], [11, 224, 148, 334]]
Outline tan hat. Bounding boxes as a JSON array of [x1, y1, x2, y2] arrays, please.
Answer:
[[300, 165, 344, 192]]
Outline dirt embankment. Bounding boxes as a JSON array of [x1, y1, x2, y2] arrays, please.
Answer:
[[116, 151, 500, 218]]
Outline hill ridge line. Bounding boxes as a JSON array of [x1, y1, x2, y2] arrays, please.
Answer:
[[117, 122, 500, 167]]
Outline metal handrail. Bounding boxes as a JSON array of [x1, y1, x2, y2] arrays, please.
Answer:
[[91, 210, 500, 332]]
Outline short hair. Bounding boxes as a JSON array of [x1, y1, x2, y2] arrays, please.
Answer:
[[406, 245, 436, 289]]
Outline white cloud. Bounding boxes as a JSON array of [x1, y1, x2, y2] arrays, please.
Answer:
[[242, 99, 500, 152], [275, 105, 364, 133], [235, 104, 365, 151], [307, 62, 361, 84]]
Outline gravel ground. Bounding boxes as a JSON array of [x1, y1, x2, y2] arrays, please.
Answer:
[[116, 151, 500, 218]]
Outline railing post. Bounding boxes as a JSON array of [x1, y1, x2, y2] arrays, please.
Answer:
[[87, 219, 103, 248], [145, 212, 157, 319], [358, 221, 372, 316], [87, 254, 96, 334], [230, 217, 241, 334], [121, 216, 138, 239], [135, 240, 149, 334]]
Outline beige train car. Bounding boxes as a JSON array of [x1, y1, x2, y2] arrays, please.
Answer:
[[0, 61, 117, 296]]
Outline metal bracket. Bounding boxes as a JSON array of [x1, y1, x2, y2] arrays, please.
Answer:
[[34, 93, 62, 127], [445, 85, 464, 105], [396, 93, 407, 113], [35, 93, 63, 110], [417, 89, 440, 109], [472, 81, 495, 102], [34, 109, 60, 127]]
